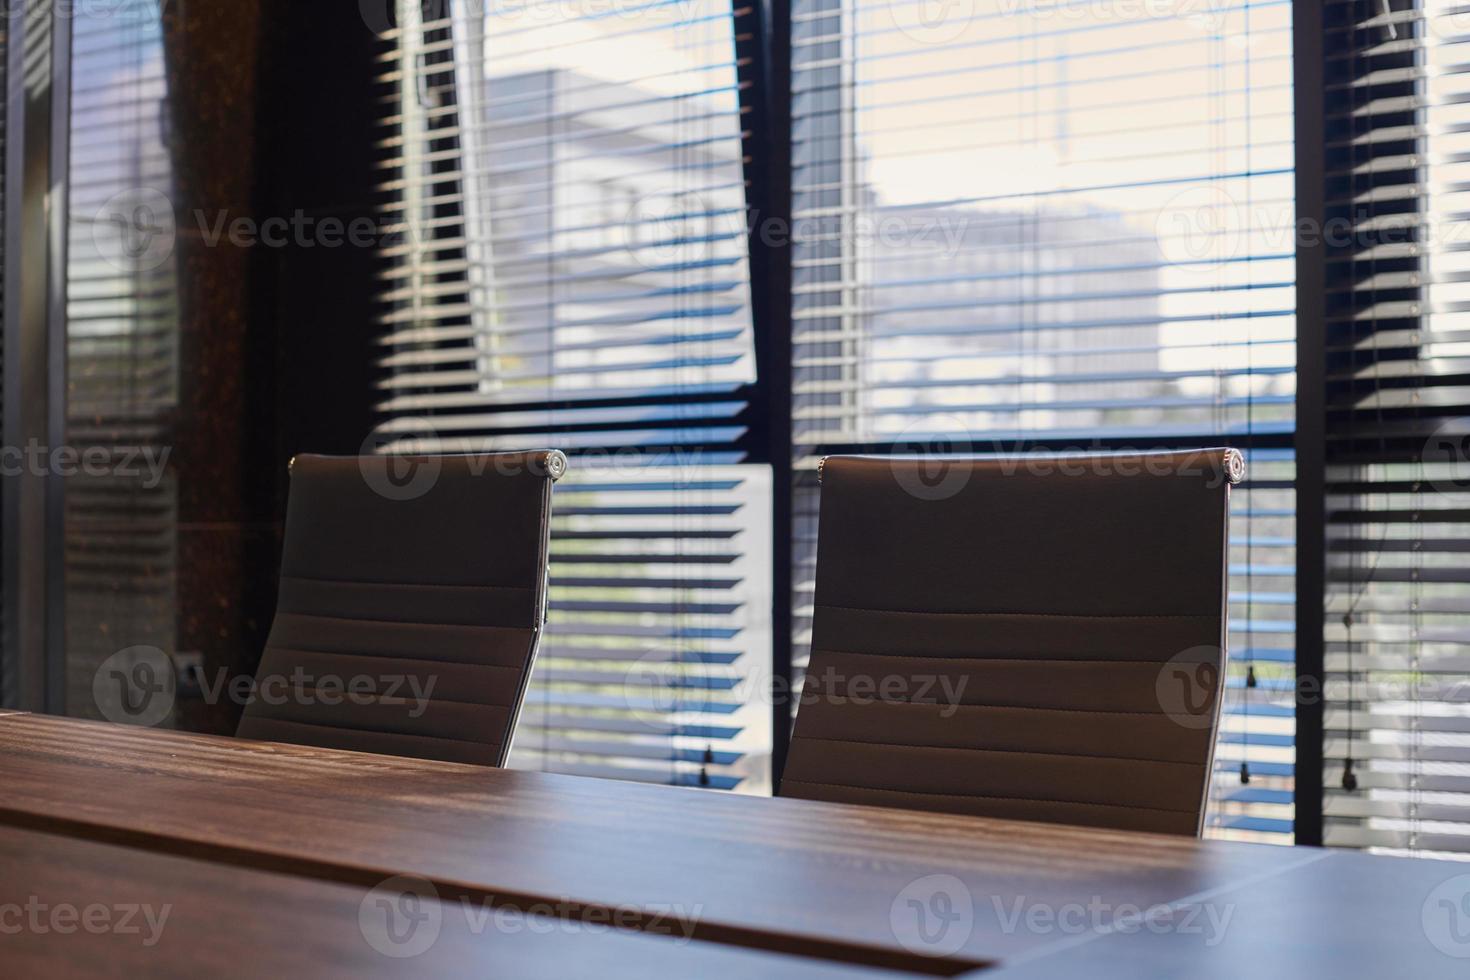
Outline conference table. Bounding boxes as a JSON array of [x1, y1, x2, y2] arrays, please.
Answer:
[[0, 712, 1464, 977]]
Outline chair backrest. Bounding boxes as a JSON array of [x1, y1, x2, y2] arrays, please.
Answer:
[[781, 449, 1239, 836], [236, 450, 566, 765]]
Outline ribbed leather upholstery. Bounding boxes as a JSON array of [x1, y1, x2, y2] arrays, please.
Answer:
[[781, 450, 1237, 836], [236, 451, 564, 766]]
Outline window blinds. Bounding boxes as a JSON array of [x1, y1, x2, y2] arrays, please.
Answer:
[[788, 0, 1297, 840], [375, 0, 770, 790], [64, 5, 180, 719], [1320, 0, 1470, 857]]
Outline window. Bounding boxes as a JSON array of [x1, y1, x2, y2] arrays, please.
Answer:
[[371, 0, 1470, 852], [1317, 0, 1470, 857], [65, 3, 180, 720], [375, 0, 771, 789], [789, 0, 1297, 840], [5, 0, 1466, 858]]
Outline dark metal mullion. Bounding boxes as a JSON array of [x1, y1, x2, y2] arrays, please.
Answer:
[[811, 431, 1297, 458], [0, 4, 36, 709], [3, 3, 69, 713], [735, 0, 795, 786], [43, 4, 72, 716], [1292, 0, 1327, 848], [399, 385, 764, 418]]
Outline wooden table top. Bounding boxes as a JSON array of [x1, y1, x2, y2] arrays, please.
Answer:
[[968, 845, 1470, 979], [0, 713, 1463, 977], [2, 823, 906, 978]]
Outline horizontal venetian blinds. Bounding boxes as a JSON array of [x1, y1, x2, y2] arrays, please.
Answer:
[[790, 0, 1295, 448], [1321, 0, 1470, 857], [375, 0, 754, 452], [789, 0, 1296, 840], [1217, 449, 1297, 839], [374, 0, 770, 790], [513, 463, 771, 789], [64, 5, 180, 720]]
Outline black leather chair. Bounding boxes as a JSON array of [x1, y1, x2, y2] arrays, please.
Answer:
[[236, 450, 565, 765], [781, 449, 1240, 836]]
